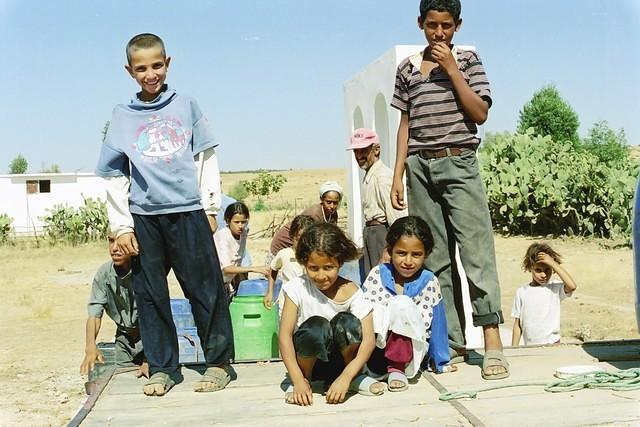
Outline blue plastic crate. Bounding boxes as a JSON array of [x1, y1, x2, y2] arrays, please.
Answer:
[[177, 327, 205, 364], [170, 298, 193, 314], [237, 278, 282, 299]]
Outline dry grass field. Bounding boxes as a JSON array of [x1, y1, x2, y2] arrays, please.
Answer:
[[0, 168, 637, 426]]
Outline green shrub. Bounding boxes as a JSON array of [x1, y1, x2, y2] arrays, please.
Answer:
[[42, 197, 108, 246], [227, 181, 249, 202], [479, 130, 638, 239], [0, 214, 13, 244], [582, 121, 630, 166], [517, 85, 580, 146], [252, 199, 267, 212], [241, 171, 287, 197]]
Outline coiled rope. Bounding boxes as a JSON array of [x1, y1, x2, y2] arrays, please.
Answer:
[[439, 368, 640, 401]]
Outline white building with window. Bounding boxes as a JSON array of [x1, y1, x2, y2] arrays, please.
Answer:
[[0, 173, 106, 235]]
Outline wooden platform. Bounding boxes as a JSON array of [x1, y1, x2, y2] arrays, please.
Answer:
[[76, 342, 640, 427]]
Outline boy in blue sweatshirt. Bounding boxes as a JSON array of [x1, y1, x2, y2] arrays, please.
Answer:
[[95, 33, 233, 396]]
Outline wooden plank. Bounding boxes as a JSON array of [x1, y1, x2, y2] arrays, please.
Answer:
[[80, 344, 640, 427]]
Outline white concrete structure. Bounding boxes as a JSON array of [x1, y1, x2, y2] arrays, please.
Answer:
[[0, 173, 106, 235], [343, 45, 493, 348]]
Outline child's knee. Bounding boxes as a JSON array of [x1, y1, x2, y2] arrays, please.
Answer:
[[293, 316, 332, 360], [331, 312, 362, 350]]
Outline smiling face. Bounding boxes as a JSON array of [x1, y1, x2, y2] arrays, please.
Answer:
[[304, 251, 341, 293], [320, 191, 341, 217], [227, 213, 248, 239], [418, 10, 461, 49], [390, 235, 426, 281], [108, 235, 130, 268], [531, 262, 552, 285], [125, 46, 171, 101], [353, 144, 379, 171]]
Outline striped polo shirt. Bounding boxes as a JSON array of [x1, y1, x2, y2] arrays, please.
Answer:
[[391, 46, 492, 153]]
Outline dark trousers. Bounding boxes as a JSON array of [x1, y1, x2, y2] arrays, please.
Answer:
[[293, 313, 362, 381], [405, 151, 504, 348], [362, 223, 388, 276], [132, 210, 234, 376]]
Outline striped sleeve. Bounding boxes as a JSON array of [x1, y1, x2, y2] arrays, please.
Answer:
[[390, 62, 409, 112], [463, 51, 492, 107]]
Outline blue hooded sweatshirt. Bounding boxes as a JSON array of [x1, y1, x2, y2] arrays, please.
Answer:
[[95, 87, 217, 215]]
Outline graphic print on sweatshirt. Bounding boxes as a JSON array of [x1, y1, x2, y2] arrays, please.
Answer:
[[133, 115, 192, 164]]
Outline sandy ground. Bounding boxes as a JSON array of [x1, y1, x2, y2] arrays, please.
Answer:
[[0, 169, 637, 426]]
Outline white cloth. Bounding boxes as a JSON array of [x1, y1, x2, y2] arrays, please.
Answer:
[[512, 280, 571, 345], [270, 247, 303, 283], [213, 226, 248, 284], [372, 296, 426, 379], [271, 247, 304, 317], [282, 275, 373, 329]]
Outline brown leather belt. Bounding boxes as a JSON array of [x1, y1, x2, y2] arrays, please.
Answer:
[[365, 219, 387, 226], [418, 147, 471, 159]]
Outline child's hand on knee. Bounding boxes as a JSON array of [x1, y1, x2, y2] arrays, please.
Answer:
[[326, 374, 350, 404]]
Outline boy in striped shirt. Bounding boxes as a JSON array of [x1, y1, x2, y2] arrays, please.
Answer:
[[389, 0, 509, 380]]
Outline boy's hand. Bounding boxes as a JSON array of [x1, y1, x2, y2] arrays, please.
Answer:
[[536, 252, 557, 268], [80, 347, 104, 375], [263, 291, 273, 309], [116, 232, 139, 256], [326, 374, 350, 404], [431, 42, 457, 75], [292, 379, 313, 406], [391, 180, 407, 210]]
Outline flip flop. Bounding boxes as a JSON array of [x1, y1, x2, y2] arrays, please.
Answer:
[[481, 349, 510, 380], [143, 372, 175, 396], [349, 374, 385, 396], [194, 366, 231, 392], [387, 371, 408, 392]]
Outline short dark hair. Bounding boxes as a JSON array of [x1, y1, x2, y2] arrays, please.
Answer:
[[289, 215, 315, 240], [522, 242, 562, 271], [126, 33, 166, 64], [224, 202, 249, 223], [295, 222, 359, 266], [385, 216, 434, 257], [419, 0, 461, 21]]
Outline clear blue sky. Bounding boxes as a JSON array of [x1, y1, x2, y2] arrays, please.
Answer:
[[1, 0, 638, 173]]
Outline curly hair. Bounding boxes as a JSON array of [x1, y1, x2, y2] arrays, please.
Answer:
[[295, 222, 359, 266], [522, 242, 562, 271], [419, 0, 461, 21], [289, 215, 316, 240]]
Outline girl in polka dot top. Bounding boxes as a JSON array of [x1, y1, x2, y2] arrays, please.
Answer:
[[362, 216, 453, 392]]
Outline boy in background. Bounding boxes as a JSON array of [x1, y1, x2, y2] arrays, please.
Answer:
[[389, 0, 509, 379], [95, 33, 233, 396], [512, 243, 577, 346], [80, 233, 147, 379]]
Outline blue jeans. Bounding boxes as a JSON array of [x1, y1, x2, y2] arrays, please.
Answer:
[[132, 210, 234, 376]]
